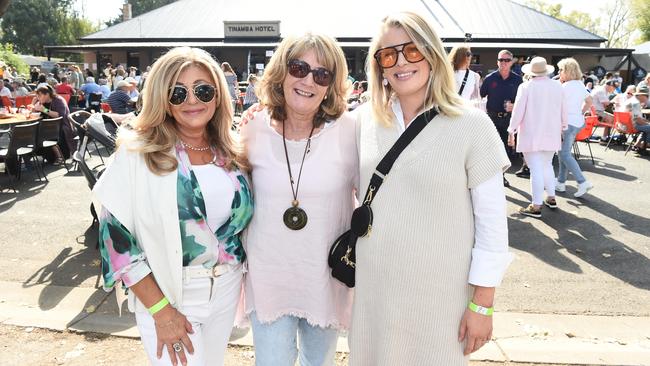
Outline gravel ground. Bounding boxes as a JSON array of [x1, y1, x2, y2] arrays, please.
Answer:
[[1, 324, 585, 366]]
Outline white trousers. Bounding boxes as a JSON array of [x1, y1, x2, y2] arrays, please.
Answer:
[[135, 268, 242, 366], [522, 151, 556, 205]]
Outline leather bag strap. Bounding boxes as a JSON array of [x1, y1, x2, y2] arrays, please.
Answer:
[[361, 107, 439, 206]]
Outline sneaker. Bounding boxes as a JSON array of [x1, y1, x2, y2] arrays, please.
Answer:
[[519, 204, 542, 218], [515, 165, 530, 178], [503, 177, 510, 187], [544, 198, 558, 209], [574, 181, 593, 198], [555, 180, 566, 192]]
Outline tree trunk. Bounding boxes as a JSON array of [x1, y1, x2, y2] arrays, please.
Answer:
[[0, 0, 11, 17]]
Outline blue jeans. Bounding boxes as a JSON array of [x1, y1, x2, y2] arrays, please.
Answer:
[[250, 312, 338, 366], [558, 124, 586, 184], [634, 123, 650, 143]]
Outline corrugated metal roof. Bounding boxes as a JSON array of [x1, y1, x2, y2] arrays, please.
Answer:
[[83, 0, 463, 40], [439, 0, 604, 41], [634, 41, 650, 54], [82, 0, 602, 42]]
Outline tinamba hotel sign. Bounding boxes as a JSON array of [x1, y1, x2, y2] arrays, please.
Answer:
[[224, 21, 280, 38]]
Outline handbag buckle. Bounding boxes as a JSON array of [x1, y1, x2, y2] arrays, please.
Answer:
[[341, 246, 356, 268]]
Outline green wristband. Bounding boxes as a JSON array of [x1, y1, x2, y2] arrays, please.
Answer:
[[43, 107, 49, 113], [148, 297, 169, 316], [468, 301, 494, 316]]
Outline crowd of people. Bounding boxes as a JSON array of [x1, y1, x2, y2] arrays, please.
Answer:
[[444, 45, 649, 218]]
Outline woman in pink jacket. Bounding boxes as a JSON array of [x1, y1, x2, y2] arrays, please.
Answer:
[[507, 57, 567, 218]]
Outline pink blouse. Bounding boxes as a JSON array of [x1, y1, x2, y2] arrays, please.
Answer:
[[508, 77, 568, 152], [239, 107, 357, 329]]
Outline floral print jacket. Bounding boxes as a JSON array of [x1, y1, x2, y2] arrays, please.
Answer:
[[98, 144, 254, 290]]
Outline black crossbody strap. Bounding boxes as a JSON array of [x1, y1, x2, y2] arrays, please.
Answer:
[[361, 107, 438, 206], [458, 69, 470, 95]]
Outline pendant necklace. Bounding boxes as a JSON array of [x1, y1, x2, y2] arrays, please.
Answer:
[[282, 121, 315, 230]]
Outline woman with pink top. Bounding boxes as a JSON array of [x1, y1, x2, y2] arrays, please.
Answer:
[[508, 57, 568, 218], [239, 33, 356, 366]]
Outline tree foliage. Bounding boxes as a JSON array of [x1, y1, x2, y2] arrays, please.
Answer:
[[105, 0, 176, 27], [0, 0, 98, 56], [630, 0, 650, 42], [0, 43, 30, 75], [526, 0, 635, 48]]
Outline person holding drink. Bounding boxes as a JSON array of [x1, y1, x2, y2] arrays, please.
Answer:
[[480, 50, 523, 186]]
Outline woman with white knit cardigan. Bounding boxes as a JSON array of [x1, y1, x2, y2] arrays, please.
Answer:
[[348, 12, 513, 365]]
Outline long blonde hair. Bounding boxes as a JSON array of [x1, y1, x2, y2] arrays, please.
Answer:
[[256, 33, 350, 127], [118, 47, 246, 174], [367, 11, 463, 126]]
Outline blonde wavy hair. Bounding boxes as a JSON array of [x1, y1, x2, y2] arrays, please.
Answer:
[[118, 47, 245, 174], [256, 33, 350, 127], [367, 11, 464, 126], [557, 57, 582, 81]]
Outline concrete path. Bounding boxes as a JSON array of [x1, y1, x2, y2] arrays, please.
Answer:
[[1, 280, 648, 365]]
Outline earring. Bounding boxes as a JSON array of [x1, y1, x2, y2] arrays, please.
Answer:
[[382, 78, 388, 86]]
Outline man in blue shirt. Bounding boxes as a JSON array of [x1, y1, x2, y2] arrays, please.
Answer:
[[480, 50, 523, 186], [98, 78, 111, 101], [80, 77, 102, 108]]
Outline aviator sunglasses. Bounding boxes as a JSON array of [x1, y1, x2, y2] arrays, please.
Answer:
[[374, 41, 425, 69], [169, 84, 216, 105], [287, 59, 333, 87]]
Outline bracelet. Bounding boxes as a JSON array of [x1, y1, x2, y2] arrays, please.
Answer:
[[148, 296, 169, 316], [43, 107, 49, 113], [468, 301, 494, 316]]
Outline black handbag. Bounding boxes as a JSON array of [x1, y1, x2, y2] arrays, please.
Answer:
[[328, 107, 439, 287]]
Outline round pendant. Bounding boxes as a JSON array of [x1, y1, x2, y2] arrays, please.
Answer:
[[283, 206, 308, 230]]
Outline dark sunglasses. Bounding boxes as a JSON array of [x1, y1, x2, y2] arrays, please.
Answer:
[[169, 84, 216, 105], [497, 58, 513, 62], [287, 59, 333, 87], [374, 41, 425, 69]]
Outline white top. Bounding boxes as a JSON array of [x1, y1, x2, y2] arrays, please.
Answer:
[[240, 108, 357, 329], [454, 69, 480, 101], [391, 101, 512, 285], [191, 163, 234, 233], [562, 80, 589, 128], [590, 85, 610, 112], [625, 96, 648, 119], [0, 86, 11, 97]]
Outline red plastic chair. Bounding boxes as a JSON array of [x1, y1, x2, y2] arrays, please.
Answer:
[[15, 96, 33, 108], [100, 103, 111, 113], [1, 95, 12, 108], [611, 111, 639, 155], [573, 116, 597, 164]]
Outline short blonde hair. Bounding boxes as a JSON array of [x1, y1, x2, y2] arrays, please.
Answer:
[[119, 47, 245, 174], [367, 11, 463, 126], [557, 57, 582, 81], [448, 45, 471, 71], [256, 33, 350, 126]]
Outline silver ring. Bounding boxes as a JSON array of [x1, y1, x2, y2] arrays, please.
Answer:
[[172, 342, 182, 353]]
